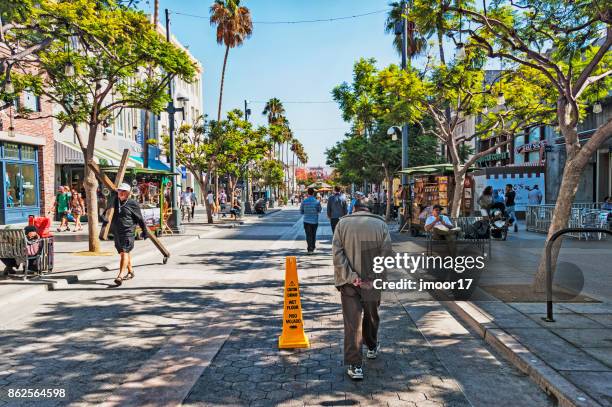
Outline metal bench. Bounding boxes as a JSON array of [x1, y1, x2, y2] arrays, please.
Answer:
[[426, 216, 491, 258], [0, 229, 47, 280]]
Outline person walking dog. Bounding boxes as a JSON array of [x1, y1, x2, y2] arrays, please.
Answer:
[[332, 197, 392, 380]]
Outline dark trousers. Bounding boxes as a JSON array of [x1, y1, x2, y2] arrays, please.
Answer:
[[304, 222, 318, 252], [340, 284, 380, 366], [330, 218, 340, 235]]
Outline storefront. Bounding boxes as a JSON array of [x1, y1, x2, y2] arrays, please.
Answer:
[[0, 141, 40, 224]]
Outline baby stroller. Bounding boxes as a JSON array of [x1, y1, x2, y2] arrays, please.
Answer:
[[487, 202, 510, 240]]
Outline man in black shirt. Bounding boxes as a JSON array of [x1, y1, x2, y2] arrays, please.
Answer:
[[505, 184, 518, 232], [107, 183, 148, 286]]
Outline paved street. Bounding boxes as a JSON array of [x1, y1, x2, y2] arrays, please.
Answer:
[[0, 208, 554, 406]]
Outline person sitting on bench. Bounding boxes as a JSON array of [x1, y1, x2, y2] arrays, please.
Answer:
[[1, 226, 42, 274], [424, 205, 460, 237], [424, 205, 461, 256]]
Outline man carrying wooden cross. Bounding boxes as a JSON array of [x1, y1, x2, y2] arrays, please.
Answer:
[[106, 183, 148, 286]]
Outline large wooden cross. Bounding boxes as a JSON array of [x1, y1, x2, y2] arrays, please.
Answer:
[[87, 150, 169, 263]]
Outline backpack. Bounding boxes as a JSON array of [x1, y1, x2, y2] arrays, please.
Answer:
[[465, 220, 490, 239]]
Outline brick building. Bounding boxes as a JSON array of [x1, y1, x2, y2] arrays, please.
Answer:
[[0, 91, 55, 224]]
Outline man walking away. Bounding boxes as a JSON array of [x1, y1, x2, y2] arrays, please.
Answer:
[[300, 187, 322, 254], [107, 183, 148, 286], [505, 184, 518, 232], [327, 186, 348, 235], [333, 197, 392, 380]]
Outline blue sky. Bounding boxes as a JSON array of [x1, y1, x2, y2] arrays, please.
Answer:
[[142, 0, 405, 166]]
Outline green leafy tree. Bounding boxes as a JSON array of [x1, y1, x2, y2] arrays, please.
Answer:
[[423, 0, 612, 289], [4, 0, 196, 251], [214, 109, 268, 205], [210, 0, 252, 121], [163, 118, 216, 223], [380, 53, 553, 217], [330, 58, 439, 220], [252, 159, 284, 193]]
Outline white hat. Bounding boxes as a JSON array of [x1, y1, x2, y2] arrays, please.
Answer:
[[117, 183, 131, 192]]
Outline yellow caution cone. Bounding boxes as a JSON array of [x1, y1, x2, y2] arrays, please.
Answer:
[[278, 256, 310, 349]]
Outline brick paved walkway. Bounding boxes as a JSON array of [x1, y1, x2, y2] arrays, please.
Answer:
[[184, 230, 550, 407]]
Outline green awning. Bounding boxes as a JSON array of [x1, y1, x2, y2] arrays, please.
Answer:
[[398, 163, 477, 176], [101, 166, 178, 176]]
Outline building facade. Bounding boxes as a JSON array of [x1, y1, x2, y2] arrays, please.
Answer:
[[0, 89, 55, 224]]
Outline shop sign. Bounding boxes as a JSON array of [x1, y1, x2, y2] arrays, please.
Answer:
[[516, 140, 546, 154], [476, 151, 509, 163]]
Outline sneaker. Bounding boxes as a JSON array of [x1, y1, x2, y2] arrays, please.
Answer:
[[366, 343, 381, 359], [347, 365, 363, 380]]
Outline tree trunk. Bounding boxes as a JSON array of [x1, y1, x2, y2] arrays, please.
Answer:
[[217, 45, 230, 122], [532, 113, 612, 291], [199, 172, 213, 224], [84, 165, 100, 252], [450, 170, 465, 218]]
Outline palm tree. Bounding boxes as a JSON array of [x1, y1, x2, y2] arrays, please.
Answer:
[[210, 0, 253, 121], [385, 1, 427, 59], [262, 97, 285, 125]]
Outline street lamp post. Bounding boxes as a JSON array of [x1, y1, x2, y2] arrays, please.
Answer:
[[165, 9, 184, 233], [397, 1, 412, 227], [243, 99, 254, 214]]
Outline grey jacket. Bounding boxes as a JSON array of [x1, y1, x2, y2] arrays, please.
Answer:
[[332, 211, 392, 287], [327, 193, 348, 219]]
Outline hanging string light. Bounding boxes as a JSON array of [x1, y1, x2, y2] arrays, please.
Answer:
[[497, 57, 505, 106], [456, 0, 465, 59]]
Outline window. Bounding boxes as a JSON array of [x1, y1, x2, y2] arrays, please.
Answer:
[[21, 145, 37, 161], [3, 143, 19, 159], [20, 164, 37, 206], [23, 90, 41, 112], [5, 163, 21, 207], [117, 111, 125, 137], [4, 163, 37, 207]]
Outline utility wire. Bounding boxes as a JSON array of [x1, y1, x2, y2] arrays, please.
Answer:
[[172, 9, 389, 25], [248, 100, 336, 104]]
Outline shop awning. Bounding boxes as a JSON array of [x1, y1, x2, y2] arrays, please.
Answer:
[[398, 163, 477, 176], [129, 156, 171, 171], [55, 140, 143, 168]]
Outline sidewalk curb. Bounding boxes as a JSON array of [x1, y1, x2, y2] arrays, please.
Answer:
[[445, 300, 602, 407]]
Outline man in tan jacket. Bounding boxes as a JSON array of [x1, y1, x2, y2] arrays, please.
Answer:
[[332, 197, 392, 380]]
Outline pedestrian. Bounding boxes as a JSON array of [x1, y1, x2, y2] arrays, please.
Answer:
[[478, 186, 493, 216], [69, 188, 85, 231], [528, 185, 543, 204], [52, 186, 71, 232], [106, 183, 148, 286], [505, 184, 518, 232], [348, 191, 363, 214], [327, 185, 348, 234], [180, 187, 194, 222], [332, 196, 392, 380], [189, 187, 197, 219], [300, 187, 322, 254]]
